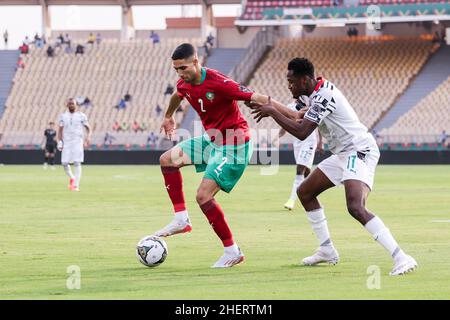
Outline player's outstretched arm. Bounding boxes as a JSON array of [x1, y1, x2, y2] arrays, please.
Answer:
[[252, 97, 318, 141], [249, 93, 299, 120], [57, 126, 63, 151], [160, 92, 182, 139], [84, 124, 91, 147]]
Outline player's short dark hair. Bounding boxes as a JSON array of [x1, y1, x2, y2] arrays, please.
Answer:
[[49, 121, 54, 125], [171, 43, 196, 60], [288, 57, 315, 78]]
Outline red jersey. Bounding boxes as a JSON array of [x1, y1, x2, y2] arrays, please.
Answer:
[[176, 67, 253, 145]]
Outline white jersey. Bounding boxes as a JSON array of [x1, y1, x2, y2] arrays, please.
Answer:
[[287, 100, 318, 148], [58, 111, 89, 143], [303, 78, 377, 154]]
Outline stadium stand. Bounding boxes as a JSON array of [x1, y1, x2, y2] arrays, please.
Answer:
[[0, 37, 202, 147], [379, 75, 450, 143], [239, 36, 434, 145]]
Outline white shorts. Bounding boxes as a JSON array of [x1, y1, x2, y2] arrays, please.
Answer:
[[61, 140, 84, 164], [317, 149, 380, 190], [293, 142, 316, 168]]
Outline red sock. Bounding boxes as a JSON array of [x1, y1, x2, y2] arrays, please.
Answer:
[[161, 166, 186, 213], [200, 199, 234, 247]]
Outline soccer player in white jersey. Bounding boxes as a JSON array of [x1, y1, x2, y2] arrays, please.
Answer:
[[276, 98, 322, 211], [57, 98, 91, 192], [250, 58, 417, 276]]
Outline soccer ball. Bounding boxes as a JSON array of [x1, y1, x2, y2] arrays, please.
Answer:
[[136, 235, 168, 267]]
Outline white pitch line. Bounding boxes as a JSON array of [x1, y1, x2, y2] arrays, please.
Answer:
[[431, 220, 450, 223]]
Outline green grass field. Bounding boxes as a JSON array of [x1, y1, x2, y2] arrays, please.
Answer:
[[0, 165, 449, 299]]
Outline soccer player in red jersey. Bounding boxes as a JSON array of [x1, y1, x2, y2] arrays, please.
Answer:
[[154, 43, 276, 268]]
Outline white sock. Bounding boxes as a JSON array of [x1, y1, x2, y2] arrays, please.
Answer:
[[289, 174, 304, 201], [307, 208, 333, 248], [364, 216, 405, 261], [174, 210, 189, 222], [224, 243, 239, 255], [74, 163, 82, 187], [63, 164, 75, 179]]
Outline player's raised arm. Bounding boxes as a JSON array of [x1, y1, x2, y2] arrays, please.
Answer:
[[160, 91, 182, 139]]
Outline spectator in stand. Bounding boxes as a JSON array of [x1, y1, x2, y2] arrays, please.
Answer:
[[17, 56, 25, 69], [87, 33, 96, 46], [96, 33, 102, 45], [65, 42, 73, 54], [19, 42, 29, 54], [83, 97, 92, 109], [120, 121, 129, 131], [124, 91, 132, 102], [439, 130, 449, 146], [75, 44, 85, 56], [156, 104, 163, 117], [150, 30, 160, 45], [114, 98, 126, 110], [206, 32, 215, 47], [132, 120, 143, 133], [104, 132, 116, 145], [57, 33, 64, 47], [76, 96, 85, 106], [203, 41, 210, 57], [3, 29, 8, 48], [147, 131, 158, 146], [113, 121, 121, 131], [164, 83, 174, 96], [23, 36, 30, 46], [35, 33, 44, 48], [64, 33, 71, 47], [46, 45, 54, 57]]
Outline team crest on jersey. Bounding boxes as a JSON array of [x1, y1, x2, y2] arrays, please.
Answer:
[[206, 92, 215, 101]]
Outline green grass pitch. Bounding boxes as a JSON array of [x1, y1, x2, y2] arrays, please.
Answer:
[[0, 164, 449, 299]]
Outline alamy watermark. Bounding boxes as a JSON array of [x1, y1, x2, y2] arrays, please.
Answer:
[[366, 265, 381, 290], [66, 265, 81, 290]]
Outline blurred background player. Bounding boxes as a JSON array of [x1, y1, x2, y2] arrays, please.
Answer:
[[275, 97, 322, 211], [250, 57, 417, 276], [155, 43, 269, 268], [57, 98, 91, 192], [42, 121, 57, 170]]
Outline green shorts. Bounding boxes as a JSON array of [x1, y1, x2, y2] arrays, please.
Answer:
[[178, 134, 253, 193]]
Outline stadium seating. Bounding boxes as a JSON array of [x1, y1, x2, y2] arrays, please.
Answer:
[[0, 38, 201, 146], [379, 76, 450, 143], [239, 36, 433, 145]]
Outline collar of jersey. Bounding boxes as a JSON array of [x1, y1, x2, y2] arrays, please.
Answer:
[[196, 67, 206, 85], [313, 77, 325, 92]]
